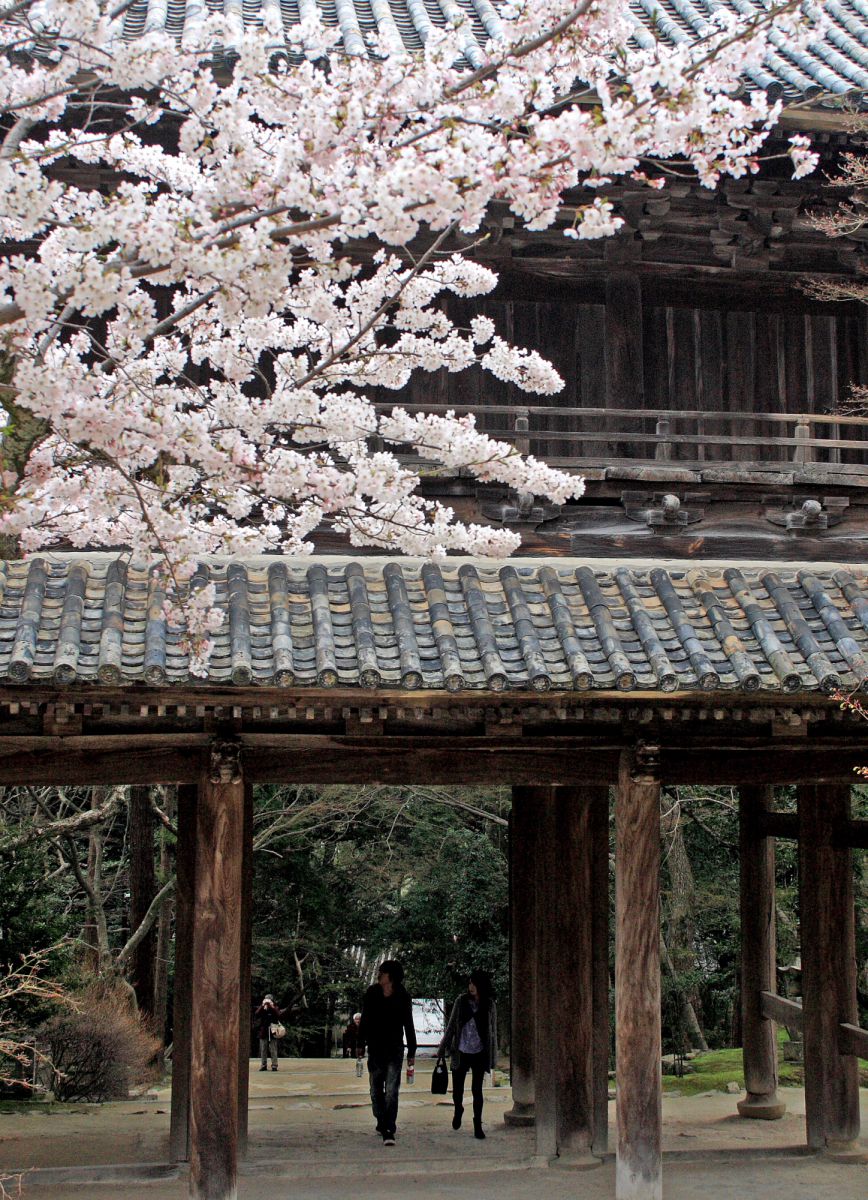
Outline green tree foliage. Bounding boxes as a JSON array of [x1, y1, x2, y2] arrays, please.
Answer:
[[0, 844, 72, 1021], [249, 785, 509, 1054]]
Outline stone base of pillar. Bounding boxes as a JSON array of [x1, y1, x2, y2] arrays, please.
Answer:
[[504, 1102, 535, 1127], [822, 1141, 868, 1164], [553, 1151, 604, 1171], [737, 1092, 786, 1121]]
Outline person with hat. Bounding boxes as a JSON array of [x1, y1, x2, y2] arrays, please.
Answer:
[[342, 1012, 364, 1058], [254, 994, 285, 1071]]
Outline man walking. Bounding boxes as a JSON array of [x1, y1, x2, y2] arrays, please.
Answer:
[[358, 960, 416, 1146]]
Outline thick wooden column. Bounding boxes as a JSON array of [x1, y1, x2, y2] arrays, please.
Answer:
[[615, 748, 662, 1200], [798, 784, 860, 1152], [738, 786, 785, 1120], [505, 785, 537, 1127], [551, 785, 602, 1158], [169, 783, 197, 1162], [237, 781, 254, 1158], [189, 743, 244, 1200], [534, 786, 558, 1161], [591, 788, 610, 1156]]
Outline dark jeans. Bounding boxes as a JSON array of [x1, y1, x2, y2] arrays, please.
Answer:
[[452, 1050, 487, 1121], [368, 1051, 403, 1133]]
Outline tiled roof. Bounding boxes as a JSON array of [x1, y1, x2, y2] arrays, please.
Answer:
[[1, 556, 868, 694], [120, 0, 868, 99]]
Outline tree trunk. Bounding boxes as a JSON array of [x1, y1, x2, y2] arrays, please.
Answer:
[[129, 785, 157, 1019], [661, 795, 707, 1053], [661, 935, 709, 1054], [80, 793, 111, 975], [153, 787, 176, 1061]]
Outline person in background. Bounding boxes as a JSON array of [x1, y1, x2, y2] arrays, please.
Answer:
[[254, 994, 285, 1072], [438, 969, 498, 1139], [342, 1012, 363, 1058], [358, 960, 416, 1147]]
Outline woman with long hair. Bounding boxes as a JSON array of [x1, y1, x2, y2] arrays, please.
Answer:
[[438, 969, 498, 1139]]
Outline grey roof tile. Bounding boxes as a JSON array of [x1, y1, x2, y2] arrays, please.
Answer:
[[2, 555, 865, 694], [119, 0, 868, 100]]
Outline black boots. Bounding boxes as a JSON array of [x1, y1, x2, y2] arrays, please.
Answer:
[[473, 1118, 485, 1140], [452, 1105, 463, 1130]]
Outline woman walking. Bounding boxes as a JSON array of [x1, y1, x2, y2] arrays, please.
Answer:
[[438, 969, 497, 1140]]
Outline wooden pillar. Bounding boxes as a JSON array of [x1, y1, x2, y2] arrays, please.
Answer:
[[738, 785, 786, 1120], [798, 784, 860, 1153], [506, 785, 537, 1127], [552, 786, 600, 1158], [189, 742, 244, 1200], [237, 781, 254, 1158], [169, 783, 197, 1163], [591, 787, 610, 1156], [615, 748, 662, 1200], [534, 785, 558, 1161]]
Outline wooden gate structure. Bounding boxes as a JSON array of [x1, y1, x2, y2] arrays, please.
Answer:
[[0, 553, 866, 1199]]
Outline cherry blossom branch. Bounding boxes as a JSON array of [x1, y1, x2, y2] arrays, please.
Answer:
[[444, 0, 594, 99]]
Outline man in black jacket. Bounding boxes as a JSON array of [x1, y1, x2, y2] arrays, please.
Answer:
[[358, 960, 416, 1146]]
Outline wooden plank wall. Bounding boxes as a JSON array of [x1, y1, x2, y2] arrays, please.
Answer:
[[380, 295, 868, 465]]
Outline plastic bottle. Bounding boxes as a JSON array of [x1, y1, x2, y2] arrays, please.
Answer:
[[355, 1058, 364, 1078], [406, 1062, 415, 1085]]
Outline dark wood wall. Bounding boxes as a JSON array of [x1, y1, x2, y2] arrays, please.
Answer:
[[380, 287, 868, 465]]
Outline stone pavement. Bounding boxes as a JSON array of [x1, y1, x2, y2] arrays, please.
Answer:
[[1, 1059, 866, 1199]]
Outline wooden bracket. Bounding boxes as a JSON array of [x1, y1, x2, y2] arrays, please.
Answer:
[[208, 739, 242, 784], [629, 741, 661, 783]]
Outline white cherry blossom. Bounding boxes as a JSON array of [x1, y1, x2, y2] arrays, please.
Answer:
[[0, 0, 823, 655]]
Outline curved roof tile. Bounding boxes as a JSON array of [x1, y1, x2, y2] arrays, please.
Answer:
[[2, 555, 868, 695], [119, 0, 868, 100]]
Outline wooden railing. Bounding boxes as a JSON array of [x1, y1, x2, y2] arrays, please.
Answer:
[[374, 402, 868, 476], [760, 991, 868, 1058]]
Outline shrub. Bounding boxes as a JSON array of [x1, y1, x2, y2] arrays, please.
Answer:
[[39, 983, 160, 1102]]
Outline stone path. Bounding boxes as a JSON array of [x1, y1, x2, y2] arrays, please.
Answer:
[[1, 1058, 866, 1199]]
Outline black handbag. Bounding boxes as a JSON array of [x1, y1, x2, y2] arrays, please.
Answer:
[[431, 1056, 449, 1095]]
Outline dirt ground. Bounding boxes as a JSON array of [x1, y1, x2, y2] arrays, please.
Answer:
[[2, 1058, 867, 1199]]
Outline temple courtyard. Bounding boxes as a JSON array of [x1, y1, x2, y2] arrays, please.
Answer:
[[2, 1059, 866, 1199]]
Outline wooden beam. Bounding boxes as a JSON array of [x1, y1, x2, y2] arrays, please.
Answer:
[[661, 744, 868, 786], [615, 749, 662, 1200], [758, 810, 799, 840], [844, 819, 868, 850], [245, 739, 621, 786], [760, 991, 804, 1031], [838, 1024, 868, 1059], [0, 732, 862, 788], [505, 786, 537, 1128], [798, 784, 860, 1152], [189, 744, 244, 1200], [169, 783, 197, 1163], [758, 813, 868, 847], [534, 787, 558, 1161], [738, 787, 786, 1120], [591, 786, 611, 1156]]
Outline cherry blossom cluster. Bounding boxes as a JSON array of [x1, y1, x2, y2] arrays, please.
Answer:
[[0, 0, 823, 651]]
